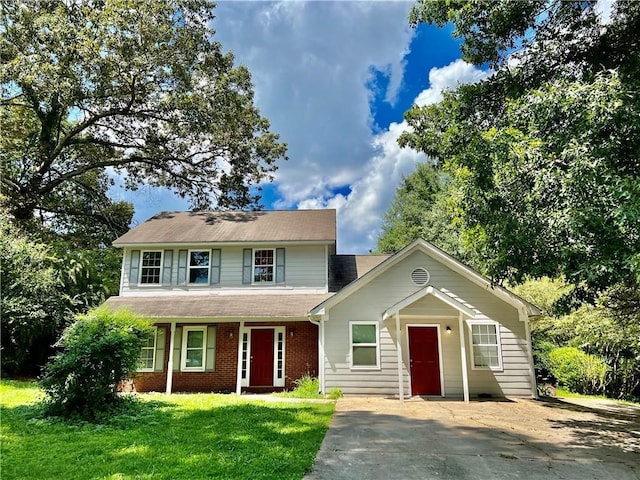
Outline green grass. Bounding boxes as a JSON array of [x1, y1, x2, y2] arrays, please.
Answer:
[[0, 380, 334, 480], [556, 387, 639, 405]]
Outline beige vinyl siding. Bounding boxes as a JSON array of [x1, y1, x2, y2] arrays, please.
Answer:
[[120, 244, 327, 293], [323, 250, 534, 397]]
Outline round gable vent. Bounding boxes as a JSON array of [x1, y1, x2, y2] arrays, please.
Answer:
[[411, 267, 430, 286]]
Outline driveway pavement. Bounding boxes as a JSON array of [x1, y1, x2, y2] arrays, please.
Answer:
[[304, 396, 640, 480]]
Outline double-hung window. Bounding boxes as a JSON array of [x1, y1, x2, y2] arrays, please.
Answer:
[[350, 321, 380, 369], [253, 249, 274, 283], [189, 250, 210, 284], [469, 322, 502, 370], [181, 327, 207, 371], [140, 251, 162, 284], [138, 328, 157, 372]]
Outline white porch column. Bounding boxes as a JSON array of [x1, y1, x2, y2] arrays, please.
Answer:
[[235, 320, 245, 395], [395, 312, 404, 402], [165, 321, 176, 394], [458, 313, 469, 402], [320, 316, 326, 394], [523, 310, 538, 399]]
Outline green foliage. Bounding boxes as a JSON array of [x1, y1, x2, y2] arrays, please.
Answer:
[[377, 163, 473, 266], [2, 380, 334, 480], [1, 0, 287, 230], [0, 218, 65, 375], [327, 388, 343, 400], [548, 347, 608, 395], [511, 277, 574, 316], [278, 374, 323, 399], [401, 1, 640, 295], [40, 307, 153, 420], [539, 293, 640, 399]]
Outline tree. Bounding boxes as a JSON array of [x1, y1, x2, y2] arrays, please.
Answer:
[[400, 1, 640, 297], [40, 307, 153, 419], [377, 162, 473, 265], [1, 0, 287, 230], [0, 217, 65, 375]]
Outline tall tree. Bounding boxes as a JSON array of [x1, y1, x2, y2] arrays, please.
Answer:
[[400, 0, 640, 298], [1, 0, 287, 230], [0, 217, 65, 374], [377, 163, 472, 266]]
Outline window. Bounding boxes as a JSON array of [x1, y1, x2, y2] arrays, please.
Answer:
[[469, 322, 502, 370], [253, 249, 274, 283], [141, 251, 162, 284], [181, 327, 207, 371], [189, 250, 210, 284], [138, 328, 157, 371], [350, 322, 380, 369]]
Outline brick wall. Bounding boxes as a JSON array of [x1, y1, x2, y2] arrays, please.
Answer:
[[133, 321, 318, 393]]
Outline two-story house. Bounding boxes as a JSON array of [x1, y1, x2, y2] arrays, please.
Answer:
[[105, 209, 540, 400]]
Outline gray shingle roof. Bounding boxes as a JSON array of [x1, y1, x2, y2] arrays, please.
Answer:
[[329, 254, 390, 292], [113, 210, 336, 245], [103, 294, 334, 318]]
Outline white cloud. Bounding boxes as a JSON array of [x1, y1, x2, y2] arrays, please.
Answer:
[[116, 3, 487, 252], [313, 59, 487, 253], [212, 4, 489, 253], [212, 1, 415, 209], [414, 59, 490, 107]]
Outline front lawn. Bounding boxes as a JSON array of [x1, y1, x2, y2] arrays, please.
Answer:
[[0, 380, 334, 480]]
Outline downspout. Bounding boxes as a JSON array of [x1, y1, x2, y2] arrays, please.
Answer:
[[165, 321, 176, 394]]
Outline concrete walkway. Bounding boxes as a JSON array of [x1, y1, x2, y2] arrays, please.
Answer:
[[304, 396, 640, 480]]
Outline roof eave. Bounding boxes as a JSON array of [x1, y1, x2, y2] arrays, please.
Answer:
[[113, 239, 337, 248]]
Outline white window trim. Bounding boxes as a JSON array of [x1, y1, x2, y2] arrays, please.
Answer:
[[139, 250, 163, 286], [349, 321, 381, 370], [187, 249, 211, 285], [138, 327, 157, 372], [181, 326, 207, 372], [252, 248, 275, 285], [272, 327, 286, 387], [467, 320, 503, 371]]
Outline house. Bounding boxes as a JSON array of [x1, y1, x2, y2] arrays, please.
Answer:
[[104, 209, 540, 400]]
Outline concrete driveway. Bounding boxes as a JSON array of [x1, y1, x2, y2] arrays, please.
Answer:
[[304, 396, 640, 480]]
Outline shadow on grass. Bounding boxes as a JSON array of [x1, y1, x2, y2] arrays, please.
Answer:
[[1, 395, 334, 480]]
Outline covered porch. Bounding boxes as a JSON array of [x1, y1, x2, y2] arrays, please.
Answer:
[[382, 286, 476, 402]]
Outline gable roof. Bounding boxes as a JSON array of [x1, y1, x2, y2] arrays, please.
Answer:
[[311, 238, 541, 317], [113, 209, 336, 246], [382, 286, 476, 320]]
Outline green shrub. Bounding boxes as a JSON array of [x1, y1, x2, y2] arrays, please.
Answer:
[[40, 307, 152, 419], [291, 374, 321, 398], [327, 388, 343, 400], [548, 346, 608, 395]]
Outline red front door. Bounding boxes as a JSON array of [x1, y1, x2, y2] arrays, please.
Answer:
[[408, 326, 441, 395], [250, 329, 274, 386]]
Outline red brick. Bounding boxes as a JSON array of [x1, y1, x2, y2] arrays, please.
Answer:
[[133, 321, 318, 393]]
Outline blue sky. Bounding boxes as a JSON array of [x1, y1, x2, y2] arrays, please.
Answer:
[[110, 1, 489, 253]]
